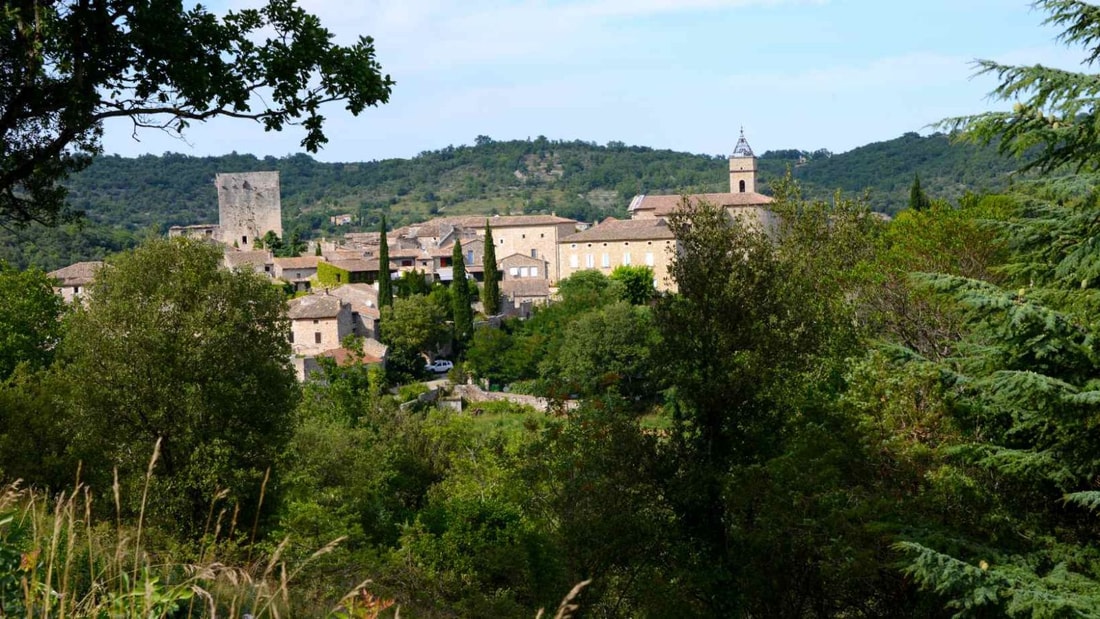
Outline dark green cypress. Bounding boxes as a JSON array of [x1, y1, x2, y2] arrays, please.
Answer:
[[451, 238, 473, 343], [481, 221, 501, 315], [377, 216, 393, 308]]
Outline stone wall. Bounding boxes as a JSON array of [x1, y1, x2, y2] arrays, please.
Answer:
[[216, 171, 282, 248]]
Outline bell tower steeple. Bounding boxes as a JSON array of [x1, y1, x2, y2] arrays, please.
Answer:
[[729, 128, 757, 194]]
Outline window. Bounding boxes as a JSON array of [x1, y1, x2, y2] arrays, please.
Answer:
[[73, 286, 80, 294], [645, 252, 654, 266], [623, 252, 631, 265], [522, 234, 526, 239], [531, 267, 539, 277], [314, 332, 322, 344], [739, 179, 746, 193], [531, 248, 538, 258], [585, 254, 594, 268], [520, 267, 529, 277], [509, 267, 519, 276], [289, 331, 294, 343], [242, 236, 248, 245], [569, 255, 578, 268], [540, 233, 544, 238], [601, 253, 609, 267], [313, 319, 319, 324], [467, 250, 474, 263], [335, 273, 342, 282]]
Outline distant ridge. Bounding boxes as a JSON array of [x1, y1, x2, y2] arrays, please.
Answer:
[[1, 132, 1025, 271]]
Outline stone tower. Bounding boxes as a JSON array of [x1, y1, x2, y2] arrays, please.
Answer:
[[216, 171, 283, 248], [729, 128, 757, 194]]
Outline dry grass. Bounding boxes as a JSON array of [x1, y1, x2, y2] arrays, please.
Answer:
[[0, 443, 394, 619]]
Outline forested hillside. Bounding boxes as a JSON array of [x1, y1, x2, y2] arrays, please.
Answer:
[[1, 132, 1023, 271]]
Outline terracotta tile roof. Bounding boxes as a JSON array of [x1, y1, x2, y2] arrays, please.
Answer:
[[329, 283, 379, 310], [323, 249, 367, 261], [499, 253, 544, 267], [561, 218, 677, 243], [287, 294, 345, 320], [324, 258, 379, 272], [273, 256, 319, 269], [223, 250, 273, 269], [48, 261, 103, 286], [502, 279, 550, 298], [628, 192, 773, 216], [458, 214, 576, 228]]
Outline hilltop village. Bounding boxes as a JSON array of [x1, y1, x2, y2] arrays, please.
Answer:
[[47, 132, 775, 379]]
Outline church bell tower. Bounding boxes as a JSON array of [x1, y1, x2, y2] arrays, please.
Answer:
[[729, 128, 757, 194]]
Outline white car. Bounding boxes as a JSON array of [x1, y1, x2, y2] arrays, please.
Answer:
[[425, 359, 454, 373]]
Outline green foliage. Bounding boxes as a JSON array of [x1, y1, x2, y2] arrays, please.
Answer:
[[481, 222, 501, 315], [394, 269, 431, 298], [608, 264, 656, 305], [0, 0, 393, 225], [59, 237, 299, 534], [258, 230, 304, 257], [377, 215, 393, 308], [451, 239, 473, 345], [909, 173, 932, 211], [380, 294, 448, 382], [0, 263, 65, 379], [540, 301, 659, 403], [316, 260, 351, 287], [943, 1, 1100, 174]]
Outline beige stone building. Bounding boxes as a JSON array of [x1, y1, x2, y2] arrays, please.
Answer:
[[48, 261, 103, 303], [558, 218, 678, 291], [386, 214, 577, 283], [273, 256, 319, 292], [628, 130, 775, 231], [287, 294, 354, 357]]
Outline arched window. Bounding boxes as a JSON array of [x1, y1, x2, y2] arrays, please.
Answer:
[[738, 180, 746, 193]]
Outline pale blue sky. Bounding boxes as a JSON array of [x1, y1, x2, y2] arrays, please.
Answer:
[[100, 0, 1079, 162]]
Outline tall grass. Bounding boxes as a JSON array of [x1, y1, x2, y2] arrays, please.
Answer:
[[0, 443, 394, 618]]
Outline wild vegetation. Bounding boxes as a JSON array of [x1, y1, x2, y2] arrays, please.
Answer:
[[6, 0, 1100, 617]]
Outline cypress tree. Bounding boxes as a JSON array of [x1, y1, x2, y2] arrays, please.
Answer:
[[451, 238, 473, 344], [481, 221, 501, 315], [908, 173, 931, 211], [377, 216, 393, 308]]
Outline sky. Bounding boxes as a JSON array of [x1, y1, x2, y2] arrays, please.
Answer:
[[100, 0, 1081, 163]]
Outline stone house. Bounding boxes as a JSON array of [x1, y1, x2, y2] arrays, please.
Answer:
[[47, 261, 103, 303], [224, 249, 274, 277], [273, 256, 319, 292], [287, 293, 354, 356], [317, 257, 380, 286], [558, 218, 678, 291], [501, 278, 551, 308], [386, 214, 578, 283], [329, 283, 382, 339], [499, 253, 548, 281]]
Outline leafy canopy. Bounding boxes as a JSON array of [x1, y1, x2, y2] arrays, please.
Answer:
[[0, 0, 393, 225]]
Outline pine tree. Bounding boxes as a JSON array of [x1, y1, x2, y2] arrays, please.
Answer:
[[377, 216, 393, 309], [945, 0, 1100, 173], [481, 221, 501, 315], [908, 173, 931, 211], [451, 238, 473, 344]]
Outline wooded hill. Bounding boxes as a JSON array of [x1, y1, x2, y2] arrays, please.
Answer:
[[1, 131, 1025, 271]]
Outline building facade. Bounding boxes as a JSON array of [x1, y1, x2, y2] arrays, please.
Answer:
[[558, 218, 678, 291]]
